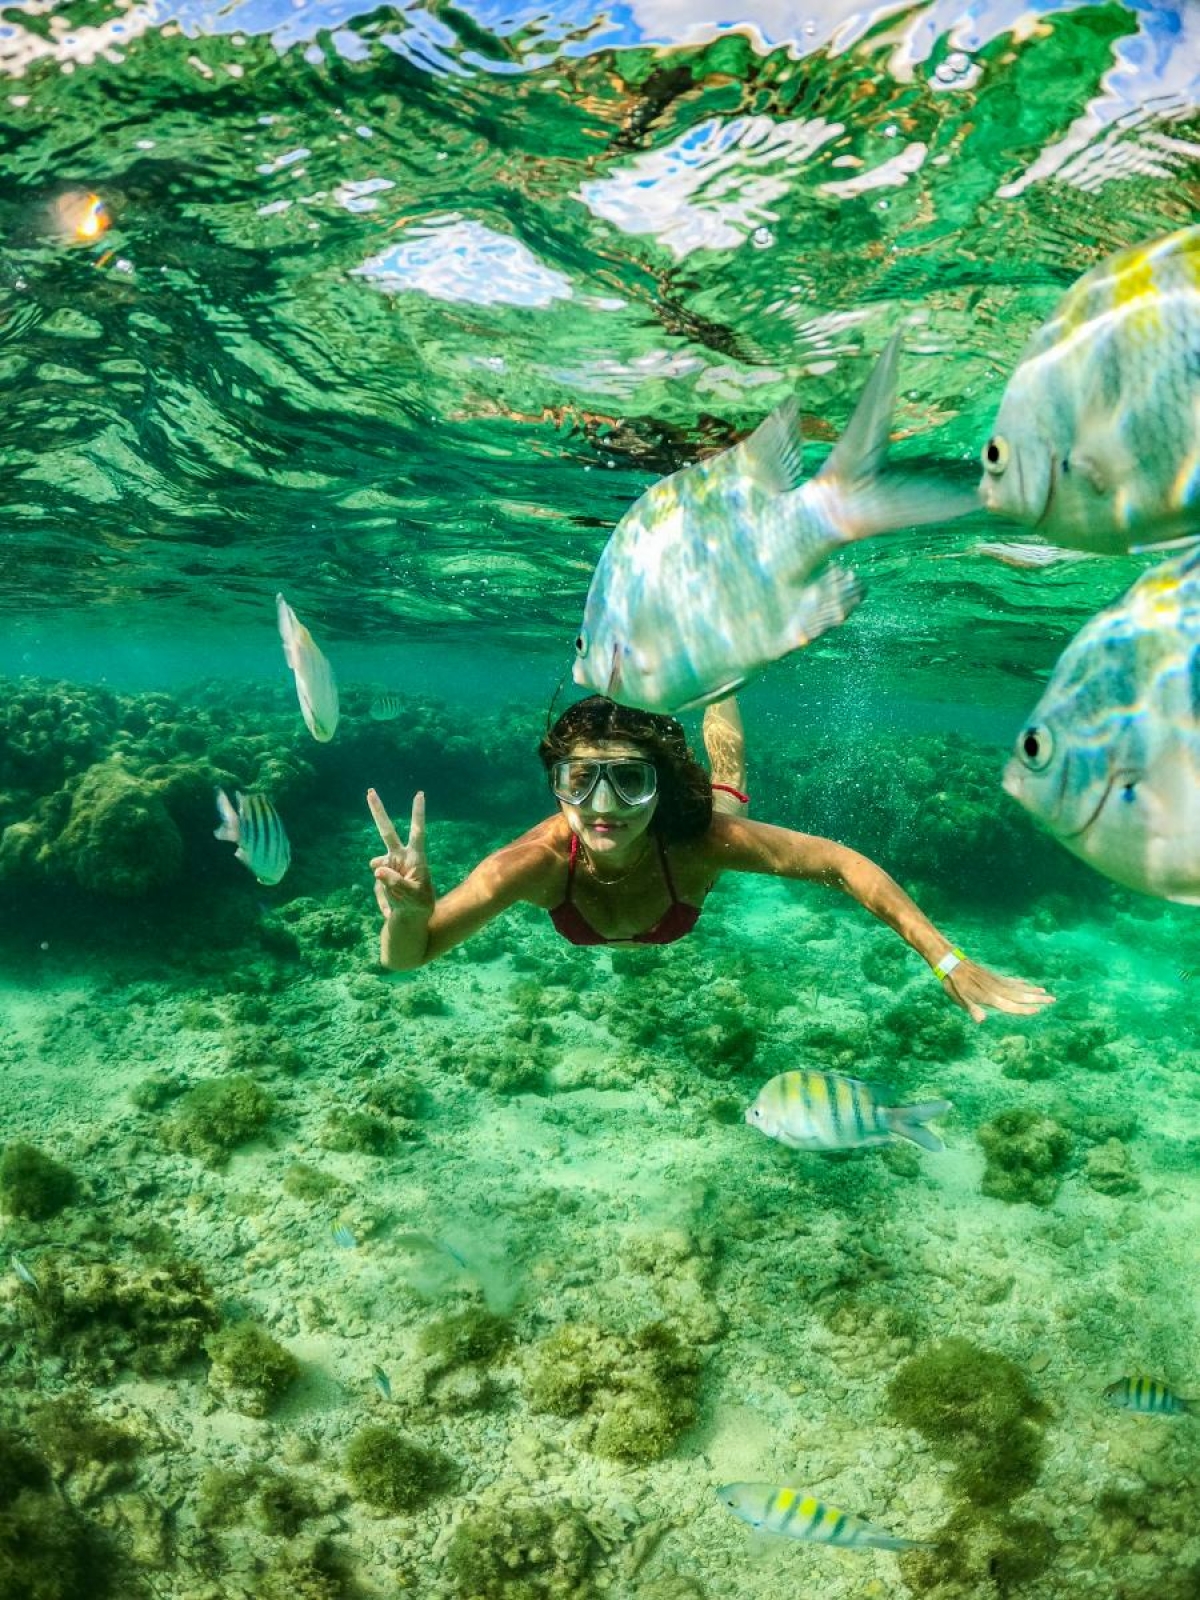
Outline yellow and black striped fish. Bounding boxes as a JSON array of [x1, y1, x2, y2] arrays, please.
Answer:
[[369, 693, 404, 722], [745, 1069, 950, 1153], [214, 788, 291, 886], [1104, 1376, 1193, 1416], [717, 1483, 929, 1551]]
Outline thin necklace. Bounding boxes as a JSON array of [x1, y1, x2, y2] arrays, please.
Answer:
[[582, 835, 653, 887]]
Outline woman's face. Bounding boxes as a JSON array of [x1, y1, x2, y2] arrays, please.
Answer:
[[554, 739, 659, 857]]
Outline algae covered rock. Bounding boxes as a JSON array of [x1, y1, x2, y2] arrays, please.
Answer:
[[978, 1108, 1072, 1206], [0, 1142, 79, 1220], [898, 1504, 1058, 1596], [28, 1256, 219, 1380], [0, 1425, 124, 1600], [524, 1319, 702, 1464], [162, 1074, 275, 1165], [56, 760, 184, 897], [888, 1338, 1048, 1506], [343, 1425, 456, 1513], [204, 1321, 300, 1415], [1084, 1137, 1140, 1196], [444, 1496, 599, 1598]]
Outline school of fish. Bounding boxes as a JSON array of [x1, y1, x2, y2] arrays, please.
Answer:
[[180, 224, 1200, 1571]]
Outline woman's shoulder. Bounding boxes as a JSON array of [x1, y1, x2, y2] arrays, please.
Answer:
[[685, 812, 779, 872], [479, 815, 570, 906]]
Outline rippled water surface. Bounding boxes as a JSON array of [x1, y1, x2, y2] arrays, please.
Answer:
[[2, 0, 1197, 700]]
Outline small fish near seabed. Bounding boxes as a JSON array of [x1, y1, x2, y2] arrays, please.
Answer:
[[745, 1069, 951, 1153], [717, 1483, 930, 1552], [369, 693, 404, 722], [1104, 1376, 1193, 1416], [979, 225, 1200, 554], [214, 789, 291, 886], [572, 333, 974, 714], [277, 593, 339, 742], [10, 1253, 39, 1294], [1003, 547, 1200, 902]]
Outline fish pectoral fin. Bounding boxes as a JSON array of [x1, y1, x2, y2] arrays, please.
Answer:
[[674, 676, 750, 713], [734, 394, 807, 494], [777, 565, 864, 651], [1068, 447, 1120, 496]]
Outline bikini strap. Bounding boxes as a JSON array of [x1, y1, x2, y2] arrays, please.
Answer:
[[656, 835, 681, 904], [564, 831, 580, 903], [711, 782, 750, 803]]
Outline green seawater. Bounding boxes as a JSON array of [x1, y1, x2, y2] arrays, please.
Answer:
[[1, 2, 1198, 1596]]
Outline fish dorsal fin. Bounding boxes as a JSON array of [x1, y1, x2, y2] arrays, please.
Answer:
[[735, 395, 807, 494], [817, 332, 902, 487]]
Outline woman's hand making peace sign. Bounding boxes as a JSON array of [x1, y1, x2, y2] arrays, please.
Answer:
[[368, 788, 435, 921]]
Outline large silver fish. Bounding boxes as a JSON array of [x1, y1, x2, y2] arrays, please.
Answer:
[[572, 335, 973, 713], [277, 593, 339, 742], [717, 1483, 929, 1552], [1003, 548, 1200, 902], [979, 226, 1200, 554]]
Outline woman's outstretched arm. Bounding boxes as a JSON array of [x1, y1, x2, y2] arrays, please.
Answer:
[[368, 790, 559, 971], [705, 815, 1053, 1022]]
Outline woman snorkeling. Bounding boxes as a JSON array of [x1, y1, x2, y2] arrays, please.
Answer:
[[367, 695, 1052, 1022]]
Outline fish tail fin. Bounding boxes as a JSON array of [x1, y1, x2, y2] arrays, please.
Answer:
[[787, 565, 865, 644], [213, 788, 240, 843], [886, 1099, 951, 1153], [871, 1535, 937, 1551], [813, 333, 976, 541]]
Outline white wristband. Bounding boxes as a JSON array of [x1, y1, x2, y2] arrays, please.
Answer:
[[933, 947, 965, 981]]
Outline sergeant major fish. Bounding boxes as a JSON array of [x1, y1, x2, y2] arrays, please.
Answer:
[[277, 593, 339, 742], [214, 789, 291, 886], [745, 1069, 950, 1153], [1003, 546, 1200, 902], [979, 225, 1200, 554], [573, 334, 974, 714], [717, 1483, 929, 1552], [1104, 1376, 1193, 1416]]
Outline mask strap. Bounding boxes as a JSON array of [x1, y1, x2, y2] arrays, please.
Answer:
[[544, 663, 572, 736]]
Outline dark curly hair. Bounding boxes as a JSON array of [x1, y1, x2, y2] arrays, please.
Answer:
[[538, 696, 713, 842]]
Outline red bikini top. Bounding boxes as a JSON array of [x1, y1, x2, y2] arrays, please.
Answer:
[[549, 832, 701, 947]]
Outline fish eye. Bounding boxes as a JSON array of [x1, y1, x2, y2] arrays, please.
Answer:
[[575, 628, 589, 658], [982, 436, 1009, 475], [1120, 783, 1137, 803], [1017, 725, 1054, 771]]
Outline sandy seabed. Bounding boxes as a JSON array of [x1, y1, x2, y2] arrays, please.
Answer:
[[2, 861, 1198, 1600]]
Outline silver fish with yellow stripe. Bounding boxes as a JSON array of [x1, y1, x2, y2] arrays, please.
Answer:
[[573, 334, 973, 714], [1003, 547, 1200, 903], [745, 1069, 950, 1154], [980, 225, 1200, 554], [717, 1483, 929, 1552], [1104, 1376, 1193, 1416], [214, 788, 291, 886]]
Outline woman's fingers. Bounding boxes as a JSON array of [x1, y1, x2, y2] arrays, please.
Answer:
[[367, 787, 405, 856], [942, 961, 1054, 1020], [407, 791, 427, 859]]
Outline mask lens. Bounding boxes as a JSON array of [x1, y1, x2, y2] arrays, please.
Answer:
[[551, 759, 599, 804], [609, 760, 656, 805], [550, 758, 657, 807]]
